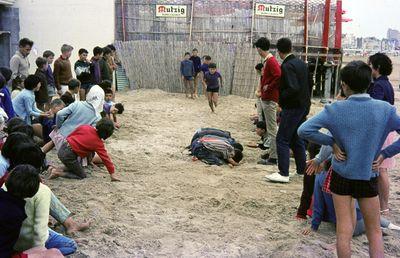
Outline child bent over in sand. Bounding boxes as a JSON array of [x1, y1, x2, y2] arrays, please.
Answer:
[[203, 63, 223, 113], [49, 118, 120, 182]]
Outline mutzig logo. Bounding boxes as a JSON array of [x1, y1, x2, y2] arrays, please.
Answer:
[[258, 5, 265, 11], [158, 6, 166, 13]]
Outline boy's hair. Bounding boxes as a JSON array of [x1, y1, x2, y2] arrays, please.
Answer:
[[204, 55, 211, 61], [253, 37, 270, 51], [340, 61, 372, 93], [104, 88, 113, 95], [276, 38, 292, 54], [19, 38, 34, 47], [192, 48, 198, 52], [369, 53, 393, 76], [114, 103, 124, 114], [99, 80, 112, 91], [232, 149, 243, 163], [93, 46, 103, 56], [9, 124, 34, 139], [103, 47, 112, 55], [0, 67, 12, 82], [256, 121, 266, 130], [2, 132, 34, 160], [78, 48, 89, 55], [50, 98, 65, 108], [43, 50, 55, 58], [184, 52, 190, 56], [208, 63, 217, 69], [0, 74, 5, 89], [5, 165, 40, 199], [96, 118, 115, 140], [61, 44, 73, 53], [68, 79, 81, 90], [6, 117, 25, 134], [24, 74, 41, 90], [232, 142, 243, 152], [255, 63, 264, 71], [9, 142, 46, 171], [107, 44, 116, 51], [35, 57, 47, 68]]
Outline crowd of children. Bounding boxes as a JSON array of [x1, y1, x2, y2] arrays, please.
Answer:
[[0, 38, 125, 257]]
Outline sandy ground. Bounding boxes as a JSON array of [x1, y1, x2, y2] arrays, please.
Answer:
[[44, 85, 400, 257]]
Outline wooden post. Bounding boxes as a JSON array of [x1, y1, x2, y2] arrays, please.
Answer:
[[334, 0, 342, 49], [250, 1, 256, 45], [322, 0, 331, 50], [189, 0, 195, 41]]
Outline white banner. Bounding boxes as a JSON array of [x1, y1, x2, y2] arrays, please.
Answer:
[[156, 5, 187, 18], [255, 3, 285, 17]]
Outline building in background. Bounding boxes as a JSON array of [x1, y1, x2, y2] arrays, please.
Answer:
[[0, 0, 115, 74]]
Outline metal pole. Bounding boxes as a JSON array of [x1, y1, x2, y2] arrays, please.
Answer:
[[322, 0, 331, 49], [121, 0, 127, 41], [189, 0, 195, 41], [334, 0, 342, 49], [304, 0, 309, 62], [250, 1, 256, 45]]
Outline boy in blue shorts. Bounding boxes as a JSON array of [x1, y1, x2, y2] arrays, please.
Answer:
[[298, 61, 400, 257], [202, 63, 223, 113], [180, 52, 195, 99]]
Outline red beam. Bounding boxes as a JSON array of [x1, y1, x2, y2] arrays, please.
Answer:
[[335, 0, 342, 49], [322, 0, 331, 48]]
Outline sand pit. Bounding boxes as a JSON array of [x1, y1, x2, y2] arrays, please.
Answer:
[[45, 89, 400, 257]]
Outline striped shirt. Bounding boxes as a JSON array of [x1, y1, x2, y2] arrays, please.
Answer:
[[200, 135, 234, 160]]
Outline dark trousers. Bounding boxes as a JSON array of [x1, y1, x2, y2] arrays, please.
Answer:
[[297, 142, 321, 217], [276, 107, 308, 177], [58, 142, 87, 179]]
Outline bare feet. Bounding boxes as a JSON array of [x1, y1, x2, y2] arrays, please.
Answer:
[[64, 217, 91, 235], [47, 167, 62, 180]]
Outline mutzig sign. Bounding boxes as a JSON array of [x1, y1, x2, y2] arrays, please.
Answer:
[[255, 3, 285, 17], [156, 5, 187, 18]]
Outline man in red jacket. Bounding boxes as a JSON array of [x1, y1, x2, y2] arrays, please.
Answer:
[[254, 37, 281, 166]]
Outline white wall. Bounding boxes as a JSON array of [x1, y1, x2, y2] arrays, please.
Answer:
[[15, 0, 115, 73]]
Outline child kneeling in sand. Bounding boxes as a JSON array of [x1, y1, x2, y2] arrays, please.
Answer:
[[49, 118, 120, 182]]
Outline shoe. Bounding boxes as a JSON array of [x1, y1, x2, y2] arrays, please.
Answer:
[[257, 159, 268, 165], [265, 158, 277, 165], [260, 153, 270, 160], [265, 172, 289, 183]]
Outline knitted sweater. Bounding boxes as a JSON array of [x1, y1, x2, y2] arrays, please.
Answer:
[[53, 56, 73, 89], [298, 94, 400, 180], [13, 183, 51, 252]]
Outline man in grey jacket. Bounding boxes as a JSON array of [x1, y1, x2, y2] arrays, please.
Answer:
[[10, 38, 33, 88]]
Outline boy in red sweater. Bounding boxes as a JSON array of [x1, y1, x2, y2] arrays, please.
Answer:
[[253, 37, 281, 166], [49, 118, 120, 181]]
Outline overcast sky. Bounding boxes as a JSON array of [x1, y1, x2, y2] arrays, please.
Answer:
[[342, 0, 399, 38]]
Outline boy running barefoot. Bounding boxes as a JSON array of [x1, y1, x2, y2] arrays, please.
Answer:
[[202, 63, 222, 113]]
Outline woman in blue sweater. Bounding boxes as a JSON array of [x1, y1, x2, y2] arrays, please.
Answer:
[[368, 53, 396, 216], [298, 61, 400, 258]]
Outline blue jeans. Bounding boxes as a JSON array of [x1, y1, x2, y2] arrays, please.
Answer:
[[45, 229, 77, 256], [276, 107, 308, 176]]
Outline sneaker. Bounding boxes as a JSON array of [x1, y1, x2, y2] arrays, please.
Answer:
[[257, 159, 268, 165], [264, 158, 277, 165], [260, 153, 270, 160], [265, 172, 289, 183]]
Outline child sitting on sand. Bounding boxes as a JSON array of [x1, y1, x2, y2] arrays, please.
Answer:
[[103, 88, 124, 128], [202, 63, 223, 113], [9, 165, 77, 256], [49, 118, 120, 182], [60, 79, 80, 106], [0, 165, 63, 258]]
